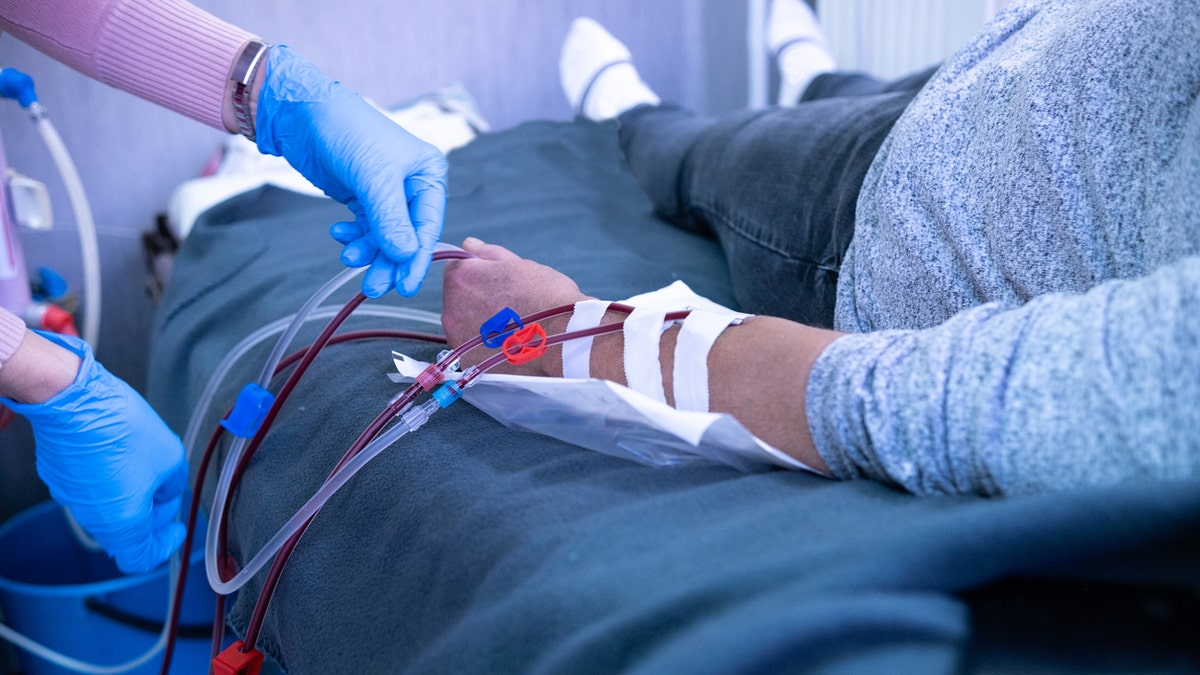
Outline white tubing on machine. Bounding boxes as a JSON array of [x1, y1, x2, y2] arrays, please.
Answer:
[[31, 104, 101, 349]]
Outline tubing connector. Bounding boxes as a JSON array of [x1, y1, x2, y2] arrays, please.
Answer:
[[436, 349, 461, 374], [220, 383, 276, 438], [399, 399, 440, 433], [24, 302, 78, 337], [416, 362, 444, 392], [0, 68, 38, 107], [26, 101, 48, 121], [432, 381, 463, 408], [213, 641, 263, 675], [0, 68, 47, 120]]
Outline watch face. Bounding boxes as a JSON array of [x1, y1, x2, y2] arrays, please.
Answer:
[[233, 41, 268, 85], [231, 42, 267, 140]]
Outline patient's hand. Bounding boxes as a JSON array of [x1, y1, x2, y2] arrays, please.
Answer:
[[442, 237, 589, 375]]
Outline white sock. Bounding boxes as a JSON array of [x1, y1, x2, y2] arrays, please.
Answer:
[[560, 17, 660, 120], [767, 0, 836, 105]]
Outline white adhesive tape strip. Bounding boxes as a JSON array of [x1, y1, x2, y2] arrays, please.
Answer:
[[561, 300, 611, 379], [622, 307, 669, 404], [672, 311, 740, 412]]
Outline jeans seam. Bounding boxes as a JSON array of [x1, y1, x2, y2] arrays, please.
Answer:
[[691, 202, 841, 273]]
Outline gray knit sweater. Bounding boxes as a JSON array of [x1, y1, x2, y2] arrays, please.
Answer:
[[807, 0, 1200, 495]]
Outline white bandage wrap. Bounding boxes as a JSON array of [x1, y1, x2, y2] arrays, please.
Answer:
[[672, 311, 741, 412], [622, 307, 670, 404], [561, 300, 612, 379]]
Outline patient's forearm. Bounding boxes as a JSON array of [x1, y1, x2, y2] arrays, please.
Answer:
[[533, 310, 843, 472]]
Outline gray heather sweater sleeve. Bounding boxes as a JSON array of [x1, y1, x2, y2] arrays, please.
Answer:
[[807, 255, 1200, 496]]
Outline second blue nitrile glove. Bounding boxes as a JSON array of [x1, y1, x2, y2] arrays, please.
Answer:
[[254, 45, 448, 298], [1, 332, 188, 574]]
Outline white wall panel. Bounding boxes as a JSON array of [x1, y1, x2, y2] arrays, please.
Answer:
[[818, 0, 1006, 79]]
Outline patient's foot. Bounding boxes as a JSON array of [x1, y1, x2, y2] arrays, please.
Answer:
[[560, 17, 660, 120], [768, 0, 836, 105]]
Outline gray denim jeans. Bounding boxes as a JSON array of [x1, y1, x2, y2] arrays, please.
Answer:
[[617, 68, 936, 328]]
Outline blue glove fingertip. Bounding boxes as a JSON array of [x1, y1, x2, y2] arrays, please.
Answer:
[[361, 282, 388, 299], [398, 274, 424, 297], [397, 253, 433, 297], [340, 237, 377, 268], [361, 259, 395, 298], [330, 219, 370, 245]]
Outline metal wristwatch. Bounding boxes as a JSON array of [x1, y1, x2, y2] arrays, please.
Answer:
[[230, 40, 269, 141]]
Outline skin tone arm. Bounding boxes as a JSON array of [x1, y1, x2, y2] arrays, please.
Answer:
[[0, 329, 81, 404], [441, 238, 844, 473]]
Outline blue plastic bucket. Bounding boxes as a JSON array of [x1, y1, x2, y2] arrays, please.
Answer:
[[0, 501, 216, 675]]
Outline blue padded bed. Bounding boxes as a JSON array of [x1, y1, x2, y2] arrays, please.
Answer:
[[147, 119, 1200, 674]]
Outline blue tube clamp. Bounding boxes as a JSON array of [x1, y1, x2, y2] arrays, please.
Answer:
[[480, 307, 523, 348], [220, 383, 276, 438]]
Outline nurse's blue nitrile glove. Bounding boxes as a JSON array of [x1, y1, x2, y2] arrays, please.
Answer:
[[255, 45, 448, 298], [1, 333, 188, 574]]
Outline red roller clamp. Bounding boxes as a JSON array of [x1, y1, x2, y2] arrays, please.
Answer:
[[502, 323, 548, 365]]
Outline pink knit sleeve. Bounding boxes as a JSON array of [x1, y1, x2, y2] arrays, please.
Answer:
[[0, 306, 26, 368], [0, 0, 257, 130]]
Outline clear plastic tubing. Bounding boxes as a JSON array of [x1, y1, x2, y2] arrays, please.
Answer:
[[206, 407, 417, 595], [196, 241, 463, 462], [204, 265, 360, 591], [204, 244, 463, 594], [33, 106, 102, 348], [183, 303, 444, 464]]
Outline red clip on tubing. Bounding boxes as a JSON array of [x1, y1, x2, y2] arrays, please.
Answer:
[[502, 323, 548, 364]]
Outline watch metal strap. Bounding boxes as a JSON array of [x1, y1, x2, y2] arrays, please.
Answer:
[[231, 40, 269, 141]]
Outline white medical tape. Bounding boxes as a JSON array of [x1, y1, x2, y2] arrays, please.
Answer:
[[622, 307, 669, 404], [561, 300, 612, 379], [672, 311, 741, 412]]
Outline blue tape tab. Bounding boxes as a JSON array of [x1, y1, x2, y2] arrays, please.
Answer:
[[481, 307, 524, 348], [219, 383, 275, 438]]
